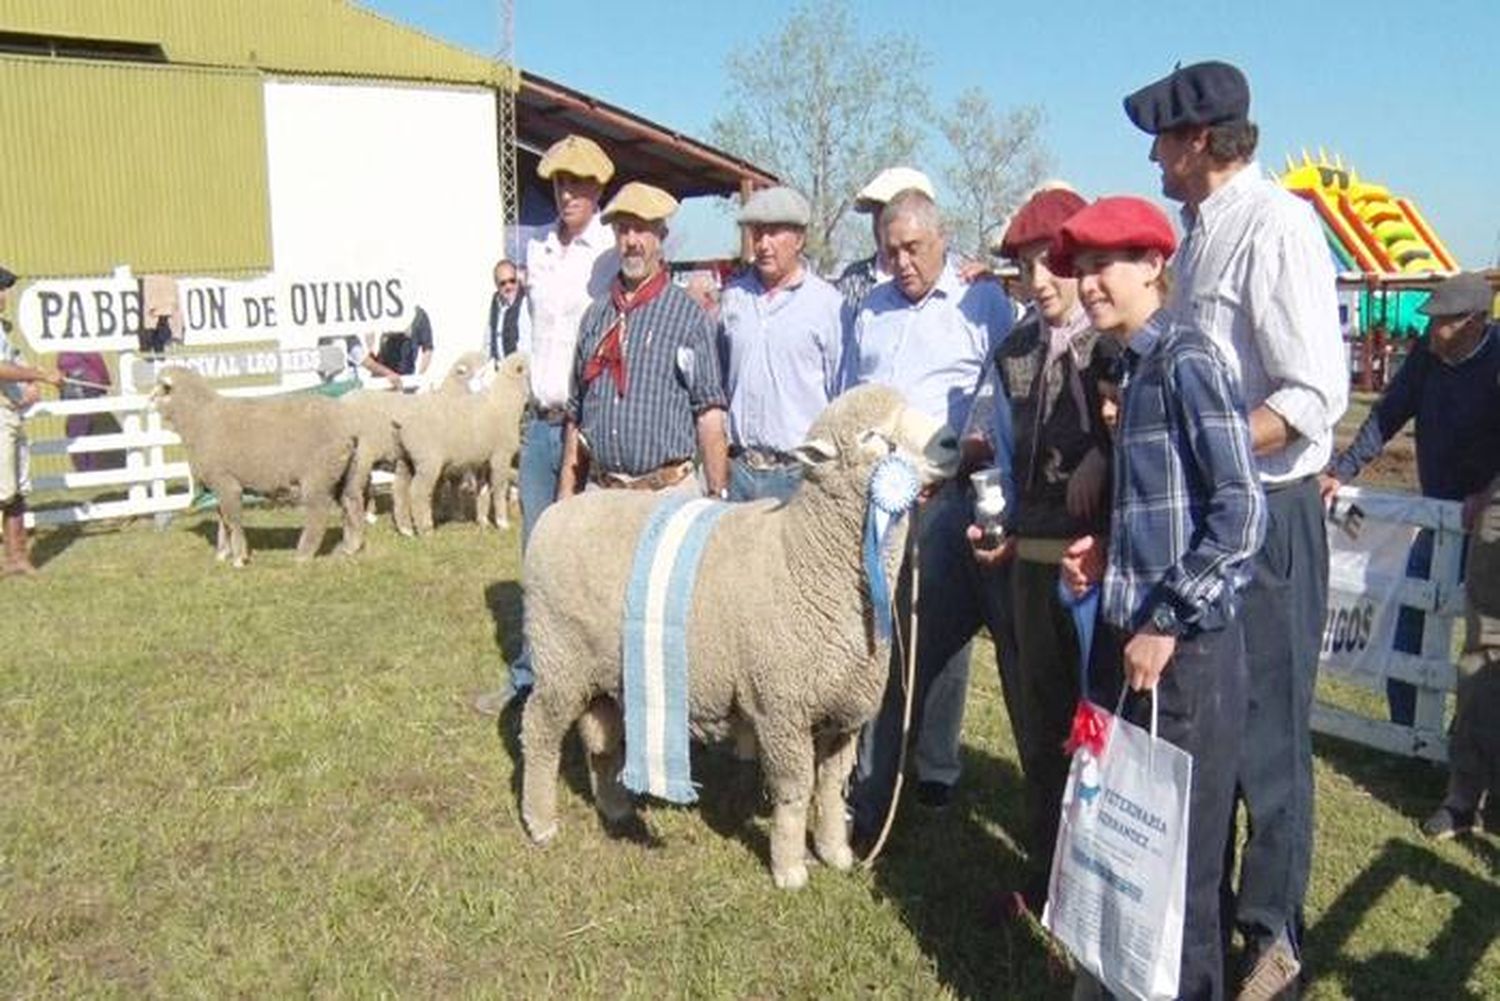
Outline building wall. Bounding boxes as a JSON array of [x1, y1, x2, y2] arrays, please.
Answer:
[[263, 77, 502, 374]]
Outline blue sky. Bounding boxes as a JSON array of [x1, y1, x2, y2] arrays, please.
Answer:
[[364, 0, 1499, 267]]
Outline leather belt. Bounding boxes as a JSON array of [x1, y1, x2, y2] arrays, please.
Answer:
[[730, 445, 799, 471], [591, 459, 694, 492], [529, 404, 568, 425]]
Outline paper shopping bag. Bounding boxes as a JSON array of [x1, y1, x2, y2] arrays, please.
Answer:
[[1042, 697, 1192, 1001]]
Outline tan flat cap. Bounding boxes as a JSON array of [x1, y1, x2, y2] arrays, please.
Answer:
[[537, 135, 615, 184], [601, 181, 679, 224]]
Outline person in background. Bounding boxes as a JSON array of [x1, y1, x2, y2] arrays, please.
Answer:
[[718, 185, 844, 502], [0, 265, 64, 576], [488, 259, 530, 362], [376, 305, 433, 378], [1320, 271, 1500, 730], [1124, 60, 1346, 998], [835, 166, 936, 316]]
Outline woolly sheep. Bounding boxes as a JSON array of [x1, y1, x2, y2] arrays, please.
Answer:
[[392, 351, 529, 536], [151, 367, 358, 566], [519, 385, 959, 889], [338, 351, 495, 552]]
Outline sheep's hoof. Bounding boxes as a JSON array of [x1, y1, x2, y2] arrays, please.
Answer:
[[525, 818, 559, 845], [815, 842, 855, 872], [214, 550, 230, 563], [772, 863, 809, 891], [395, 526, 415, 538], [231, 558, 248, 569], [337, 542, 361, 557]]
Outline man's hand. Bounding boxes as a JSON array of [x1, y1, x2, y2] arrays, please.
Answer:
[[1066, 447, 1109, 522], [966, 524, 1016, 569], [955, 259, 994, 285], [43, 369, 64, 389], [1060, 534, 1106, 596], [1123, 628, 1176, 691], [1318, 473, 1341, 507]]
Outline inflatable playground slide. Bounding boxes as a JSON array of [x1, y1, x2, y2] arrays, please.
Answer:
[[1281, 153, 1457, 275]]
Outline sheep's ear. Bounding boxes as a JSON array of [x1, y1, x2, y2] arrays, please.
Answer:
[[856, 428, 895, 458], [791, 437, 838, 469]]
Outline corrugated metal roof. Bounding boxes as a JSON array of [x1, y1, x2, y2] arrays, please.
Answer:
[[0, 54, 272, 277], [0, 0, 517, 90]]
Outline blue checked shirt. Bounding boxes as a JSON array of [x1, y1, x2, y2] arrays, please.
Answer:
[[1102, 311, 1266, 634], [568, 282, 727, 476]]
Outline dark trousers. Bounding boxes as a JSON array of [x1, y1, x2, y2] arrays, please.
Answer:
[[1009, 557, 1102, 907], [1225, 477, 1327, 953], [851, 483, 1010, 837], [1102, 620, 1248, 1001]]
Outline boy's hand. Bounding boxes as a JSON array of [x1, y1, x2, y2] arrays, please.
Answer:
[[1317, 473, 1341, 507], [966, 524, 1016, 569], [1066, 447, 1109, 521], [1124, 628, 1176, 691], [1060, 534, 1106, 596]]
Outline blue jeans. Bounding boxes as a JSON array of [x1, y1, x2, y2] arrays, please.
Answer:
[[510, 416, 565, 690], [727, 456, 801, 503]]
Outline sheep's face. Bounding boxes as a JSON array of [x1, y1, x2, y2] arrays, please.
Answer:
[[148, 366, 207, 417], [796, 386, 959, 488]]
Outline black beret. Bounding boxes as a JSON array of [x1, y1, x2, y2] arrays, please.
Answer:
[[1123, 61, 1250, 135], [0, 266, 15, 290]]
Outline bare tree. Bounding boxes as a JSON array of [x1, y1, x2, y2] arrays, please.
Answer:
[[709, 0, 928, 272], [939, 89, 1051, 259]]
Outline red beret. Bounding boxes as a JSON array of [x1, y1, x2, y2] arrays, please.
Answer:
[[999, 188, 1088, 257], [1047, 196, 1178, 277]]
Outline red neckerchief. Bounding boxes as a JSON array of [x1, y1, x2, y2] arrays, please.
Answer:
[[583, 267, 671, 397]]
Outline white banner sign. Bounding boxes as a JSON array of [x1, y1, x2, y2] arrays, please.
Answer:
[[1321, 495, 1424, 680], [15, 268, 411, 354]]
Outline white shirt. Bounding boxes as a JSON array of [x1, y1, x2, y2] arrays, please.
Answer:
[[1170, 161, 1348, 483], [523, 214, 618, 409]]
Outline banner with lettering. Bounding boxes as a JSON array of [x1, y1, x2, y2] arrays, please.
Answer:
[[14, 268, 411, 354], [1322, 493, 1428, 681]]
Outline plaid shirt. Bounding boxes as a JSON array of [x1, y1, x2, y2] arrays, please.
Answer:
[[568, 281, 727, 476], [1102, 312, 1265, 634]]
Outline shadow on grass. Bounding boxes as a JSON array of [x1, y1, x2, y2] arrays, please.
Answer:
[[32, 524, 82, 569], [483, 580, 524, 665], [1313, 730, 1445, 828], [692, 747, 771, 867], [1307, 837, 1498, 1000], [866, 746, 1072, 1001], [187, 518, 344, 558]]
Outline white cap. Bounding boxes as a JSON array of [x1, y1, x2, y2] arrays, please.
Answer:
[[854, 167, 935, 214]]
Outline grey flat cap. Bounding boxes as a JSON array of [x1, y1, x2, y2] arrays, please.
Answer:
[[1420, 272, 1494, 318], [737, 186, 811, 227]]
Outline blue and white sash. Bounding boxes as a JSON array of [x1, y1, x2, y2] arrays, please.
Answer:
[[620, 493, 732, 803]]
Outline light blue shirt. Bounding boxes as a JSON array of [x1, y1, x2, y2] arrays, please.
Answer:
[[718, 267, 846, 452], [843, 264, 1013, 433]]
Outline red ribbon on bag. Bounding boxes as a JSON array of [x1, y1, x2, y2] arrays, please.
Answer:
[[1063, 700, 1113, 757]]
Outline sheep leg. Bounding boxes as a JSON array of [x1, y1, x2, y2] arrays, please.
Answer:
[[811, 729, 858, 871], [577, 696, 634, 824], [218, 483, 249, 568], [409, 462, 439, 536], [475, 474, 495, 529], [392, 461, 414, 536], [214, 512, 231, 562], [295, 482, 334, 562], [338, 452, 373, 556], [520, 687, 578, 844], [757, 722, 816, 890]]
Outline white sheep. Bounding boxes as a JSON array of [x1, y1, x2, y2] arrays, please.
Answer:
[[392, 352, 528, 536], [519, 385, 958, 889], [151, 367, 358, 566], [338, 351, 495, 552]]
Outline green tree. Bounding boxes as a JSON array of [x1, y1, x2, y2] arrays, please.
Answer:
[[709, 0, 928, 271], [938, 89, 1051, 258]]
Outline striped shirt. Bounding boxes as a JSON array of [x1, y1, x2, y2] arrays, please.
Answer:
[[1102, 311, 1266, 634], [568, 281, 727, 476]]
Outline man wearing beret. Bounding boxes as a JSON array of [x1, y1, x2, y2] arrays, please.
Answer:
[[556, 182, 729, 498], [477, 135, 618, 715], [966, 185, 1117, 918], [0, 266, 64, 576], [845, 187, 1015, 843], [718, 185, 845, 502], [1124, 60, 1347, 998]]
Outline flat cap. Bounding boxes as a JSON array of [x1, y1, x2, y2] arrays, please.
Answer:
[[600, 181, 679, 224], [1047, 196, 1179, 278], [0, 265, 15, 290], [537, 134, 615, 184], [1123, 60, 1250, 135], [853, 166, 935, 213], [737, 185, 811, 227], [998, 188, 1088, 257], [1419, 272, 1495, 318]]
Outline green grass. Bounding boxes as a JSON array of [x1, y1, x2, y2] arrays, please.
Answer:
[[2, 509, 1497, 999]]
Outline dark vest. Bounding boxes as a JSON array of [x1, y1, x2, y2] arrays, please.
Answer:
[[489, 293, 523, 360]]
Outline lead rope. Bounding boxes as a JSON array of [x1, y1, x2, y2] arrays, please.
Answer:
[[859, 501, 922, 868]]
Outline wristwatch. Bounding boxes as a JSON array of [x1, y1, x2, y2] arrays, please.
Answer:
[[1148, 602, 1185, 637]]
